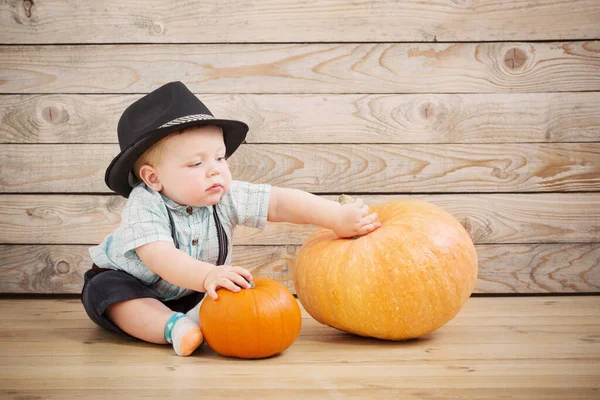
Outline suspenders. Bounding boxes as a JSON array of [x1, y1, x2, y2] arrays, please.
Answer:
[[165, 205, 228, 265], [212, 205, 229, 266], [165, 206, 179, 249]]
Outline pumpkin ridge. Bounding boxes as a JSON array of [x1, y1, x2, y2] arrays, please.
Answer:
[[260, 283, 288, 354], [249, 282, 261, 357]]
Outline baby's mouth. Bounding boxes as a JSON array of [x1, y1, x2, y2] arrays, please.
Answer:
[[206, 184, 222, 191]]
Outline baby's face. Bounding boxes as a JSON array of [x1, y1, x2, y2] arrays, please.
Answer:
[[156, 125, 232, 207]]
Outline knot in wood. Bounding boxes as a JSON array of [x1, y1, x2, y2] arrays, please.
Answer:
[[42, 106, 65, 125], [23, 0, 34, 18], [55, 261, 70, 274], [504, 48, 527, 70], [492, 167, 510, 180], [420, 102, 435, 120], [150, 22, 165, 35]]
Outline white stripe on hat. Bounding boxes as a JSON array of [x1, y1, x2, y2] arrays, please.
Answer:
[[159, 114, 215, 128]]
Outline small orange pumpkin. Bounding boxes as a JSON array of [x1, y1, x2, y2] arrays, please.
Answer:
[[293, 197, 478, 341], [199, 277, 302, 359]]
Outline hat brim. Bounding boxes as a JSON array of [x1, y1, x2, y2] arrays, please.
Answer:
[[105, 118, 248, 198]]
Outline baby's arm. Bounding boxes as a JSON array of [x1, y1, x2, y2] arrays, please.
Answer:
[[136, 242, 251, 299], [268, 187, 381, 238]]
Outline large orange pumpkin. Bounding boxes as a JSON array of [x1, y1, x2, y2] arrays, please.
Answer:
[[199, 277, 302, 358], [293, 197, 478, 340]]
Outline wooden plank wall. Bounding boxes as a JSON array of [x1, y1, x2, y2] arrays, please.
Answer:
[[0, 0, 599, 295]]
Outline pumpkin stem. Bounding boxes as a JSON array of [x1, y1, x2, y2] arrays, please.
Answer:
[[248, 280, 256, 289], [338, 194, 355, 205]]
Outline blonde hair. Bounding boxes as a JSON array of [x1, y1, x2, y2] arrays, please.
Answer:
[[132, 125, 223, 180], [133, 130, 183, 180]]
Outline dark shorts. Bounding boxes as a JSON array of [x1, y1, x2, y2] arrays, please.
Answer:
[[81, 266, 205, 340]]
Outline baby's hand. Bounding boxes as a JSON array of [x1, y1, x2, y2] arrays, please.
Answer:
[[203, 265, 253, 300], [333, 196, 381, 238]]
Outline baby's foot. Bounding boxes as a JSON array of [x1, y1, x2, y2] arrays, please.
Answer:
[[165, 313, 204, 356]]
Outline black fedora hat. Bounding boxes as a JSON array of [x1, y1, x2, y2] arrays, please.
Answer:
[[105, 81, 248, 198]]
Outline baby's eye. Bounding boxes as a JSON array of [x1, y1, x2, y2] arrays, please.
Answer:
[[190, 161, 202, 167], [217, 157, 226, 162]]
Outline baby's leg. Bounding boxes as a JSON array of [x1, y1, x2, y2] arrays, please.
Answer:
[[105, 297, 172, 343], [106, 298, 203, 356], [81, 270, 203, 356]]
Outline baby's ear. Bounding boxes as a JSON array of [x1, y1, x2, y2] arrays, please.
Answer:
[[139, 165, 162, 191]]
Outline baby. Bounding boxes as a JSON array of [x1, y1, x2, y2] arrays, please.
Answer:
[[82, 81, 381, 356]]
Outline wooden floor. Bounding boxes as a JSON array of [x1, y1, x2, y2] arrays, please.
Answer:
[[0, 296, 599, 399]]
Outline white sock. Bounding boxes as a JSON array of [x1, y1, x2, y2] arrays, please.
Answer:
[[165, 313, 203, 357], [185, 296, 205, 325]]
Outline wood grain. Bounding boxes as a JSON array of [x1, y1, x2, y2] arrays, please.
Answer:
[[0, 389, 597, 400], [0, 297, 598, 398], [1, 0, 599, 43], [1, 42, 599, 94], [5, 295, 598, 319], [2, 314, 599, 342], [1, 363, 598, 388], [0, 244, 597, 294], [2, 93, 599, 144], [1, 2, 599, 302], [1, 143, 598, 193], [0, 194, 598, 245], [0, 389, 598, 400]]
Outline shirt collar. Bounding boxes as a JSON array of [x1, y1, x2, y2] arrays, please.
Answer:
[[159, 192, 191, 212]]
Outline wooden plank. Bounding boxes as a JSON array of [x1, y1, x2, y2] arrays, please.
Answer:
[[3, 296, 597, 319], [2, 42, 599, 94], [0, 297, 598, 399], [475, 244, 600, 294], [0, 244, 598, 294], [1, 362, 598, 389], [0, 389, 598, 400], [3, 317, 600, 343], [0, 362, 598, 388], [4, 315, 600, 335], [2, 93, 600, 144], [0, 193, 598, 245], [2, 143, 599, 193], [1, 0, 599, 43]]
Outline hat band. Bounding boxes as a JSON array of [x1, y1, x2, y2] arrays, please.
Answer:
[[158, 113, 215, 129]]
